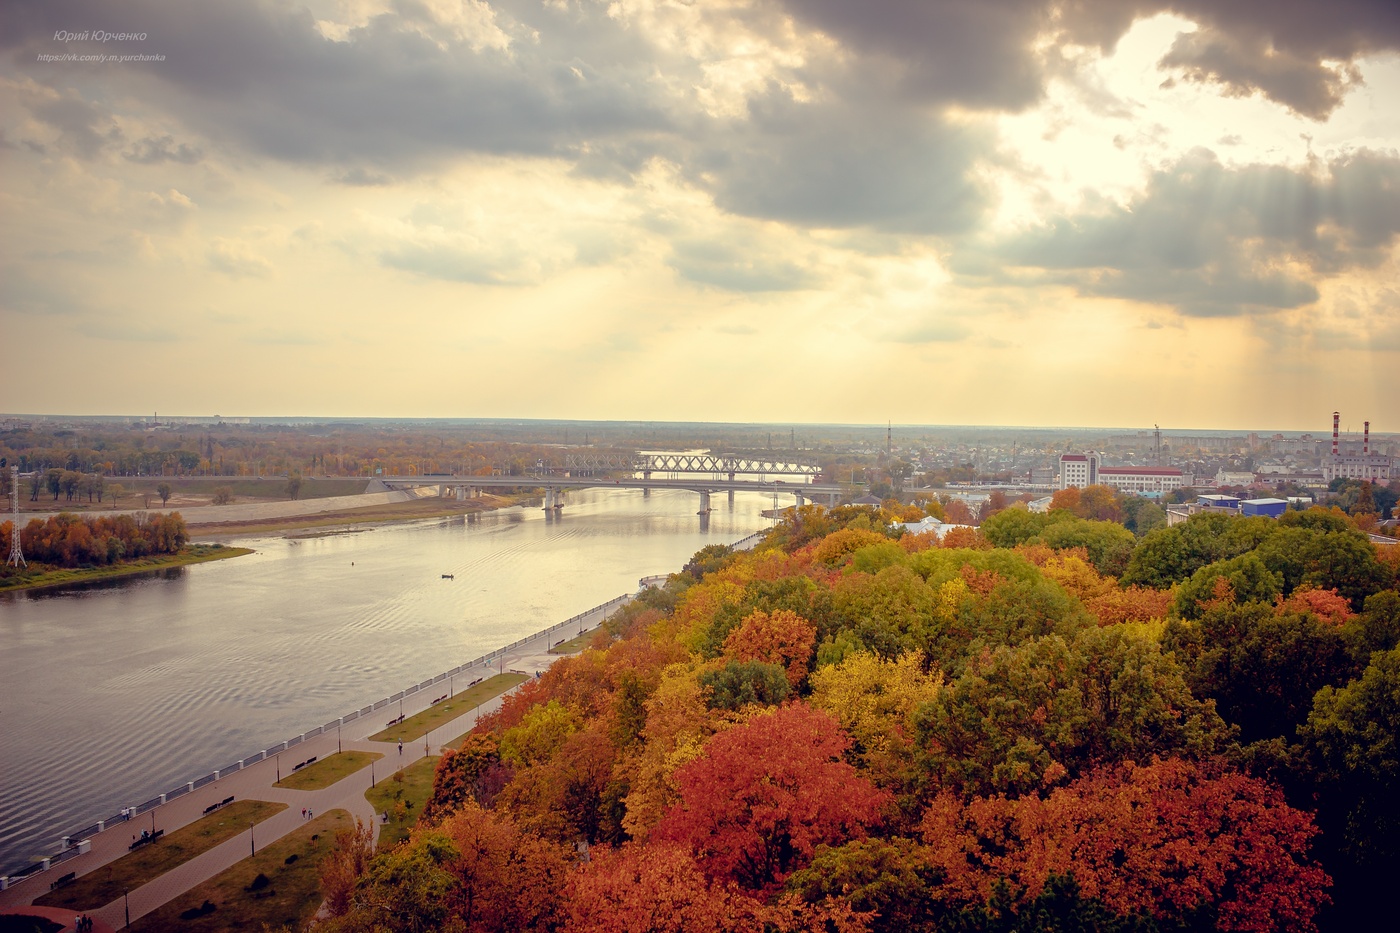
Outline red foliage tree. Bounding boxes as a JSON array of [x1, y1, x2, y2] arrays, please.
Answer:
[[653, 703, 888, 891], [920, 758, 1330, 932]]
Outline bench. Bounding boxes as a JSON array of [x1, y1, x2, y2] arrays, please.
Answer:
[[50, 871, 76, 891], [128, 829, 164, 851], [202, 795, 236, 815], [291, 756, 317, 772]]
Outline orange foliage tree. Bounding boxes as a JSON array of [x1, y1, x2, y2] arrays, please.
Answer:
[[722, 609, 817, 688], [1276, 586, 1355, 626], [1085, 585, 1176, 626]]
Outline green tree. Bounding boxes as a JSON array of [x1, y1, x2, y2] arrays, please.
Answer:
[[157, 482, 172, 506], [698, 660, 791, 711], [1297, 648, 1400, 928], [1343, 590, 1400, 661], [286, 472, 303, 500], [1164, 600, 1359, 744], [912, 626, 1232, 798], [1174, 552, 1283, 619]]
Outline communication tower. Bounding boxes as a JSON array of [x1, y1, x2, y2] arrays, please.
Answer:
[[7, 465, 24, 568]]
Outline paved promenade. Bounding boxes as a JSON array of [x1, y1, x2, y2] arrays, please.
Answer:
[[0, 598, 625, 928]]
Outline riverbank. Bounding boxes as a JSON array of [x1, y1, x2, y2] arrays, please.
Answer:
[[0, 544, 253, 594], [186, 493, 524, 539]]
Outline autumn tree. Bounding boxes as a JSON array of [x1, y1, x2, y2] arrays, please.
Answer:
[[698, 660, 790, 711], [423, 733, 509, 823], [320, 819, 374, 918], [563, 842, 771, 933], [654, 703, 888, 891], [1297, 647, 1400, 927], [722, 608, 817, 688], [1164, 600, 1359, 744], [809, 651, 942, 803], [942, 499, 976, 525], [321, 803, 570, 933], [919, 758, 1330, 932], [914, 626, 1231, 797]]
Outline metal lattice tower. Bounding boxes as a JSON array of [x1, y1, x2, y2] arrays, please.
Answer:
[[7, 465, 24, 568]]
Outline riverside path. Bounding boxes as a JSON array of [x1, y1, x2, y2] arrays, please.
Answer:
[[0, 596, 628, 928]]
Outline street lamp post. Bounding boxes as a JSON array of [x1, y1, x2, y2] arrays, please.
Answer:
[[371, 759, 376, 788], [338, 722, 342, 755], [125, 889, 130, 928], [250, 820, 255, 856], [276, 753, 281, 784]]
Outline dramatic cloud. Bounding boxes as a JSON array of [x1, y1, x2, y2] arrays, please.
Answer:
[[1, 0, 1396, 424], [966, 148, 1400, 317]]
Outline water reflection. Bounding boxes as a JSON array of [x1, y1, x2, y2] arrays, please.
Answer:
[[0, 487, 769, 870]]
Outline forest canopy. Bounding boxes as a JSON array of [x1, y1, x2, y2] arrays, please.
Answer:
[[314, 502, 1399, 933]]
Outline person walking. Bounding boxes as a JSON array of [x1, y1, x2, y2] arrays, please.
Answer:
[[398, 739, 403, 756]]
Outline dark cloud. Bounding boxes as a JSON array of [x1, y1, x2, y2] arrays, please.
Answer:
[[333, 167, 394, 187], [21, 86, 122, 158], [774, 1, 1400, 119], [123, 134, 202, 164], [698, 83, 992, 234], [769, 0, 1048, 110], [2, 0, 675, 165], [379, 243, 539, 286], [1160, 0, 1400, 118], [968, 148, 1400, 316], [3, 0, 1397, 247], [667, 235, 818, 292]]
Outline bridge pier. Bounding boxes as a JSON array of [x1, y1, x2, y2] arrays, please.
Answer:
[[795, 493, 806, 508], [455, 486, 466, 501], [698, 491, 711, 514]]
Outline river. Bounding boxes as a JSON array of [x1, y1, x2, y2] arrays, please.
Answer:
[[0, 486, 771, 874]]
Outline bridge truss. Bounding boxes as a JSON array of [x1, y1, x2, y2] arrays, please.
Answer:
[[562, 451, 821, 477]]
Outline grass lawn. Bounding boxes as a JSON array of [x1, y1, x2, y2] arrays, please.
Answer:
[[275, 751, 382, 792], [364, 754, 441, 850], [34, 800, 287, 911], [128, 809, 352, 933], [368, 672, 528, 743], [547, 628, 604, 655], [0, 544, 252, 593]]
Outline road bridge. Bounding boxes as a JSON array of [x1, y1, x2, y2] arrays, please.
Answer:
[[562, 451, 821, 479], [378, 474, 844, 514]]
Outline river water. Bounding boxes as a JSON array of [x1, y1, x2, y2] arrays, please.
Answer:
[[0, 487, 770, 873]]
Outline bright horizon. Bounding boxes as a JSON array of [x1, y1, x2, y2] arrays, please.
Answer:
[[3, 2, 1398, 429]]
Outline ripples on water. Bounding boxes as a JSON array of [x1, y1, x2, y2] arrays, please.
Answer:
[[0, 488, 769, 871]]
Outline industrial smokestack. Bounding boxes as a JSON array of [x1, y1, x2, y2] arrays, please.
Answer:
[[1333, 412, 1340, 457], [1364, 421, 1370, 455]]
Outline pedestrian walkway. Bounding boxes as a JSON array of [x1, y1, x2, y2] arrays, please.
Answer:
[[0, 597, 625, 927]]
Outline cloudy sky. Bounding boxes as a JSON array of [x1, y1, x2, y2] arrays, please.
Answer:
[[2, 1, 1397, 430]]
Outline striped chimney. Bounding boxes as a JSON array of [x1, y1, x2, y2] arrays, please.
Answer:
[[1364, 421, 1370, 455], [1333, 412, 1340, 457]]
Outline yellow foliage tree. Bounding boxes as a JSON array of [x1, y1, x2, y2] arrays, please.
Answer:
[[620, 665, 719, 842], [809, 651, 943, 791]]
